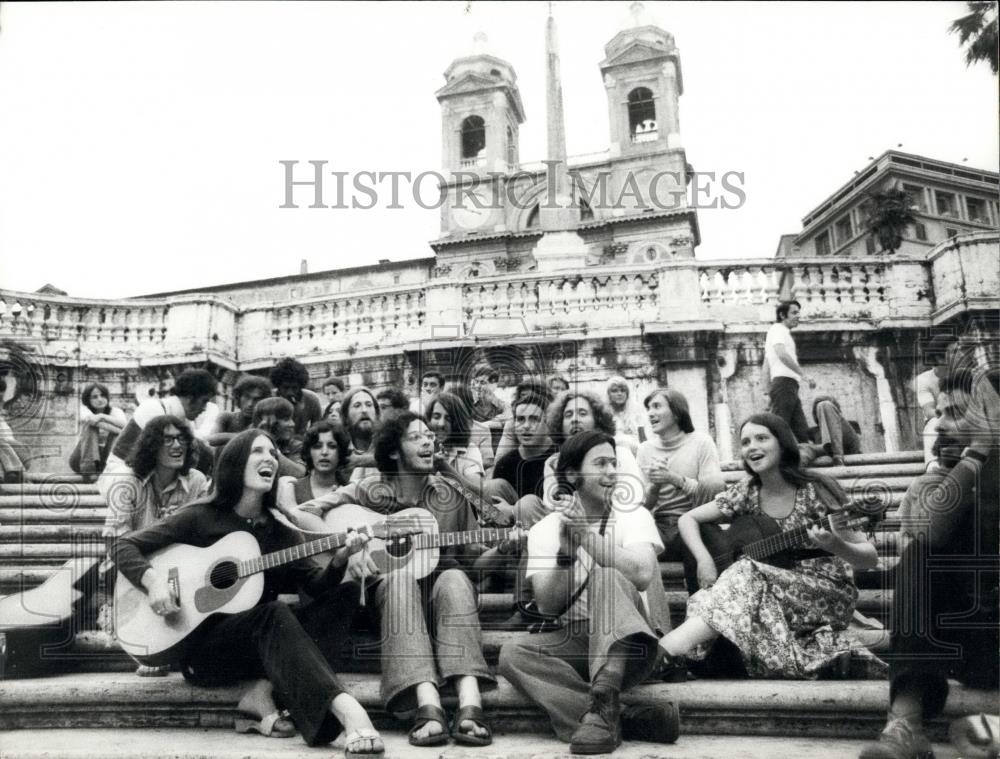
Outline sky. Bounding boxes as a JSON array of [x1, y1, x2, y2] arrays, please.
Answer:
[[0, 1, 996, 299]]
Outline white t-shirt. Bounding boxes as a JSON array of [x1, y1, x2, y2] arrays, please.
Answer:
[[915, 370, 940, 410], [524, 501, 663, 622], [764, 322, 800, 381]]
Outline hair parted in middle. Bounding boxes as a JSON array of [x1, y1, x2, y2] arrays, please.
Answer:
[[546, 389, 616, 445], [128, 414, 197, 479]]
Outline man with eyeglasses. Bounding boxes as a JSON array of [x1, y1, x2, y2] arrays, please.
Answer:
[[103, 415, 209, 541]]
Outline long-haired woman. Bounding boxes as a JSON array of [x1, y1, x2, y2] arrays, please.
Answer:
[[113, 429, 383, 756], [657, 413, 877, 678]]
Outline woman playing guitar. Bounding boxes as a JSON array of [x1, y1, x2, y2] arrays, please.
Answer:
[[656, 412, 878, 678], [112, 429, 384, 756]]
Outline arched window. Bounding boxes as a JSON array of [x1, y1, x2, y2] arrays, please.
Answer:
[[628, 87, 657, 142], [461, 115, 486, 160], [526, 204, 540, 229], [506, 126, 516, 168]]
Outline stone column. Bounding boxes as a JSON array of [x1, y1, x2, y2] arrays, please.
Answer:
[[713, 348, 738, 462], [855, 346, 900, 453]]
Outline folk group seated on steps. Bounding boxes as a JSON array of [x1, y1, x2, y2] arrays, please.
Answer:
[[10, 342, 992, 758]]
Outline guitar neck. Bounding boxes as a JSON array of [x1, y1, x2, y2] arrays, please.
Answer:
[[238, 532, 351, 578], [412, 526, 516, 550], [743, 512, 854, 562]]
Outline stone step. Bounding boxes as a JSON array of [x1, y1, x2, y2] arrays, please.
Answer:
[[720, 451, 924, 471], [0, 508, 107, 524], [0, 558, 899, 597], [0, 729, 937, 759], [0, 495, 108, 507], [0, 483, 101, 496], [721, 463, 926, 484], [23, 473, 93, 484], [0, 671, 991, 741]]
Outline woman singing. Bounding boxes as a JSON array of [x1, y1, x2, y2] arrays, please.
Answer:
[[113, 429, 383, 756], [657, 412, 877, 678]]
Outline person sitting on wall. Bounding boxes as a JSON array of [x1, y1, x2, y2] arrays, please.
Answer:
[[69, 382, 127, 482], [270, 357, 323, 438], [206, 375, 273, 450], [801, 395, 862, 468], [252, 397, 306, 479]]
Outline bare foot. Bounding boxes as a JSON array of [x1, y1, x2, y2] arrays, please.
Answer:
[[331, 694, 383, 754], [237, 678, 279, 719]]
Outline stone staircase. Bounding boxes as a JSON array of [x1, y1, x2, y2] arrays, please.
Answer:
[[1, 451, 995, 754]]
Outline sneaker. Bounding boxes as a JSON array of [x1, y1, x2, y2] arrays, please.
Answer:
[[859, 718, 935, 759], [622, 702, 680, 744], [570, 686, 621, 755]]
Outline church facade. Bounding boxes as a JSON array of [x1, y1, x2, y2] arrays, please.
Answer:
[[1, 8, 997, 472]]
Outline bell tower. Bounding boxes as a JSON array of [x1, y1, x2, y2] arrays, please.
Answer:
[[600, 2, 683, 158], [436, 33, 525, 176]]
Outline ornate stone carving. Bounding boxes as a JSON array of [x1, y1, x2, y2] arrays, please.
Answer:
[[493, 257, 523, 273], [669, 235, 693, 248], [433, 264, 453, 278], [600, 242, 628, 264]]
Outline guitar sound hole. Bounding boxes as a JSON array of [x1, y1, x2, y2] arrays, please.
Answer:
[[209, 561, 239, 590], [385, 535, 412, 559]]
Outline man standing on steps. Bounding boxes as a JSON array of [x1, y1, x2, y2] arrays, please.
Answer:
[[499, 431, 679, 755], [763, 300, 815, 443]]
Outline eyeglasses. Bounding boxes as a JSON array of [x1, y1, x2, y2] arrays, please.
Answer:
[[161, 434, 190, 448], [404, 432, 436, 443]]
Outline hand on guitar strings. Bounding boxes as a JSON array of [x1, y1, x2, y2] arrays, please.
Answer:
[[145, 570, 180, 616], [806, 517, 844, 552], [488, 496, 517, 527]]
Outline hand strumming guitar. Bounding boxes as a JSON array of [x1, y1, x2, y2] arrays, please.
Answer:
[[141, 568, 180, 617], [331, 525, 373, 568], [695, 557, 718, 590]]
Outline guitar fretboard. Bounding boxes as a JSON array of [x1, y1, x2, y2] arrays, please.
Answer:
[[407, 527, 516, 550], [742, 512, 861, 562], [238, 532, 350, 577]]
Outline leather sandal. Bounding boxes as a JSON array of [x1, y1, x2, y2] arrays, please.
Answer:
[[451, 704, 493, 746], [408, 703, 449, 747], [234, 709, 296, 738]]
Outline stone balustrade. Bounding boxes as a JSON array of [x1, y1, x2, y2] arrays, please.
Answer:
[[461, 267, 660, 336], [0, 291, 238, 368], [237, 285, 428, 367], [1, 232, 994, 369]]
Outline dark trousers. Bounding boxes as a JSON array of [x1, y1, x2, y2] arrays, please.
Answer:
[[181, 583, 362, 746], [887, 453, 999, 719], [769, 377, 811, 443]]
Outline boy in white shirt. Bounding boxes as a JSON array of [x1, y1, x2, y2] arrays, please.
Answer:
[[764, 300, 815, 443], [498, 430, 678, 755]]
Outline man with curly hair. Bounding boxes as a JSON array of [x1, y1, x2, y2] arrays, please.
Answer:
[[103, 415, 209, 539], [270, 357, 323, 436]]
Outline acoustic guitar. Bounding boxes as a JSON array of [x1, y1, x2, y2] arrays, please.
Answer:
[[114, 523, 385, 666], [322, 502, 521, 582], [685, 502, 882, 586]]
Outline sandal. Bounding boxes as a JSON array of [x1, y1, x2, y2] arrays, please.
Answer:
[[234, 709, 296, 738], [344, 728, 385, 757], [408, 703, 449, 747], [451, 704, 493, 747]]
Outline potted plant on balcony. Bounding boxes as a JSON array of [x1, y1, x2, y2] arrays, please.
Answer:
[[865, 187, 916, 254]]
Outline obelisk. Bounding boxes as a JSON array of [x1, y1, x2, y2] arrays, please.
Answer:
[[532, 4, 587, 272]]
